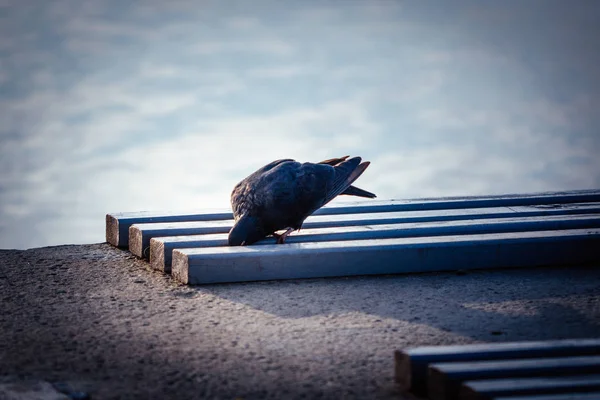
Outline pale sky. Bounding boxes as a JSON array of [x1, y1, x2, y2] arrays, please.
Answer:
[[1, 0, 599, 249]]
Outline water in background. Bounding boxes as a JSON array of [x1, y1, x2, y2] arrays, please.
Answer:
[[1, 1, 599, 249]]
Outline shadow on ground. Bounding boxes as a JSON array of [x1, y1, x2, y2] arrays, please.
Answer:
[[196, 265, 600, 342]]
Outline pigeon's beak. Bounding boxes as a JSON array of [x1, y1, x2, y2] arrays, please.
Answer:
[[240, 241, 246, 246]]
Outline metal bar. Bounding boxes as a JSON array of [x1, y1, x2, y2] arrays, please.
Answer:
[[171, 228, 600, 285], [149, 214, 600, 272], [429, 356, 600, 400], [106, 189, 600, 247]]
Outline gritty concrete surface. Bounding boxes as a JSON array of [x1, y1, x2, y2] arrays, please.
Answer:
[[1, 243, 599, 400]]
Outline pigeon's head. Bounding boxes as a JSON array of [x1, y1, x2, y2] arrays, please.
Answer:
[[228, 215, 265, 246]]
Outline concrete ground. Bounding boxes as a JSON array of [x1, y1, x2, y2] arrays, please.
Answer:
[[1, 243, 599, 399]]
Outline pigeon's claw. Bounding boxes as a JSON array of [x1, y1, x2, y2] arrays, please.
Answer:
[[274, 227, 295, 244]]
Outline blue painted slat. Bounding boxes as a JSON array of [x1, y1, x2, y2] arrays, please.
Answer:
[[129, 203, 600, 258], [460, 374, 600, 400], [312, 190, 600, 216], [106, 189, 600, 247], [308, 204, 600, 228], [429, 356, 600, 400], [150, 214, 600, 272], [106, 210, 231, 248], [395, 339, 600, 395], [171, 228, 600, 285], [493, 392, 600, 400]]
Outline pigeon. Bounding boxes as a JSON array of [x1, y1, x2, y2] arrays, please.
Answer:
[[228, 156, 376, 246]]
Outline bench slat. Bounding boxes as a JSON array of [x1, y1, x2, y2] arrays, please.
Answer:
[[429, 356, 600, 400], [171, 228, 600, 284], [150, 214, 600, 272], [106, 189, 600, 247], [394, 339, 600, 395], [460, 374, 600, 400], [493, 391, 600, 400], [129, 203, 600, 258]]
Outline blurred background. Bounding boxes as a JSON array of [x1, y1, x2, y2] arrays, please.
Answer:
[[1, 0, 599, 249]]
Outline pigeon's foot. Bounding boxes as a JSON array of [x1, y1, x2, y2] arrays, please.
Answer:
[[273, 227, 295, 244]]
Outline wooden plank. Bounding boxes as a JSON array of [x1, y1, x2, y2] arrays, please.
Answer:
[[171, 228, 600, 285], [493, 392, 600, 400], [428, 356, 600, 400], [129, 203, 600, 259], [395, 339, 600, 395], [106, 189, 600, 247], [150, 214, 600, 272], [460, 375, 600, 400]]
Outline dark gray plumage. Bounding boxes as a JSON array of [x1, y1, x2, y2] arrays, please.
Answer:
[[228, 156, 376, 246]]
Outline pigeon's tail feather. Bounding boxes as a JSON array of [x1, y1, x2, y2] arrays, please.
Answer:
[[342, 185, 376, 199], [318, 156, 349, 166], [319, 156, 376, 198], [323, 157, 371, 204]]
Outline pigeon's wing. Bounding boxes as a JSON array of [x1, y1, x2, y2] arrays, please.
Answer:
[[319, 156, 375, 198], [242, 160, 309, 231], [252, 159, 295, 175], [291, 157, 370, 221], [318, 156, 349, 166], [231, 159, 296, 219], [322, 157, 371, 204]]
